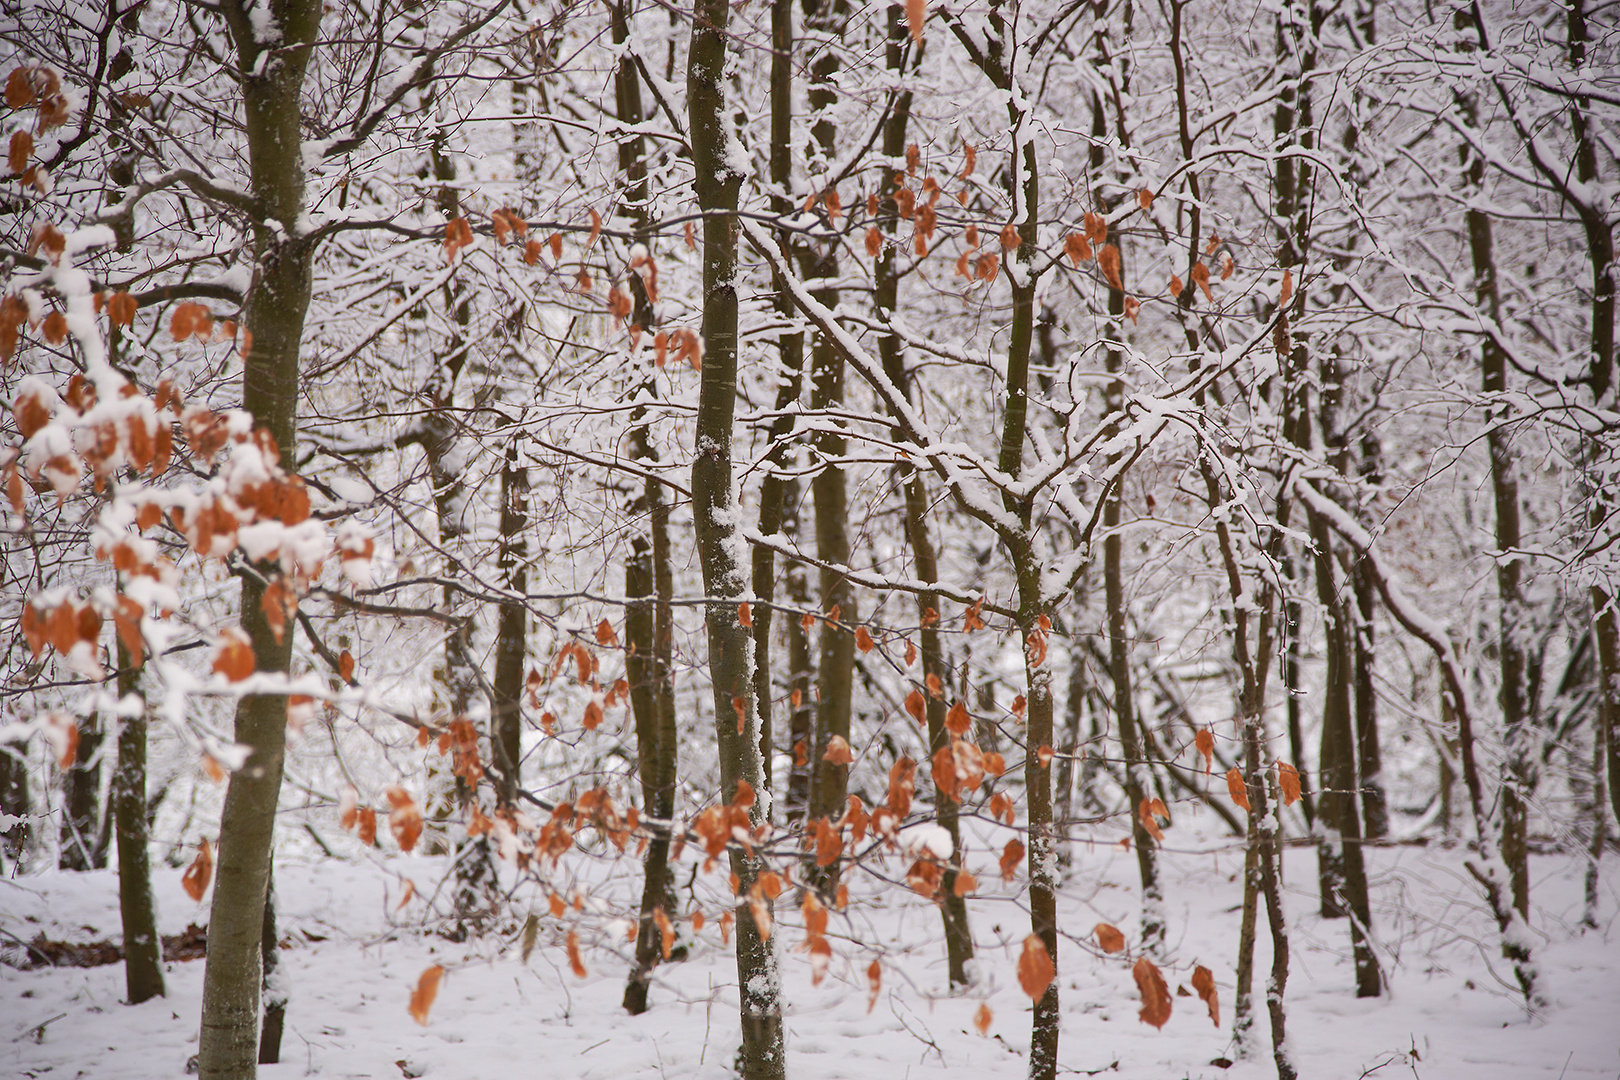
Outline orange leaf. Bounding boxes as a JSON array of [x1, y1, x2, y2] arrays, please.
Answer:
[[867, 958, 882, 1012], [737, 601, 752, 627], [953, 870, 978, 897], [386, 785, 423, 852], [1191, 964, 1220, 1026], [1194, 728, 1214, 773], [1083, 211, 1107, 245], [655, 907, 675, 960], [1133, 956, 1172, 1029], [903, 639, 917, 666], [1191, 261, 1212, 302], [905, 688, 926, 727], [212, 628, 255, 682], [181, 840, 213, 902], [595, 618, 617, 647], [567, 929, 587, 978], [1169, 274, 1184, 298], [1065, 232, 1092, 266], [338, 648, 355, 683], [357, 806, 377, 846], [1037, 744, 1055, 769], [1226, 766, 1251, 811], [822, 734, 854, 765], [974, 1002, 993, 1034], [854, 626, 875, 653], [905, 0, 925, 45], [814, 816, 844, 868], [1017, 935, 1055, 1001], [1094, 922, 1125, 954], [1000, 222, 1020, 250], [408, 965, 444, 1026], [1279, 269, 1293, 307], [1000, 837, 1025, 881], [1277, 760, 1302, 805], [584, 699, 604, 730], [1138, 187, 1154, 209], [586, 208, 602, 250], [1098, 245, 1123, 291], [946, 700, 970, 735], [866, 226, 884, 257]]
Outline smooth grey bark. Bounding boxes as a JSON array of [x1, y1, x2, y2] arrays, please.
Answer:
[[114, 643, 164, 1004], [688, 2, 785, 1073], [199, 2, 319, 1076]]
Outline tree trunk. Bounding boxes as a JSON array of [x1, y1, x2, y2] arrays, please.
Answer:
[[1455, 7, 1533, 922], [688, 3, 786, 1072], [752, 0, 807, 803], [199, 3, 319, 1076], [873, 0, 972, 988], [492, 436, 528, 809], [114, 643, 164, 1004], [257, 861, 285, 1065], [802, 0, 855, 899], [1103, 264, 1165, 958], [0, 733, 28, 867], [1308, 516, 1383, 997], [59, 710, 105, 870]]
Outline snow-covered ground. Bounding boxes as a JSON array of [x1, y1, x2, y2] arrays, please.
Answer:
[[3, 830, 1617, 1079]]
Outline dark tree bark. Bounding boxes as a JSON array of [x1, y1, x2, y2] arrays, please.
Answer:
[[199, 2, 320, 1076], [801, 0, 856, 899], [257, 861, 284, 1064], [59, 710, 106, 870], [874, 0, 972, 989], [752, 0, 808, 805], [114, 644, 164, 1004], [492, 436, 528, 810], [688, 1, 785, 1072]]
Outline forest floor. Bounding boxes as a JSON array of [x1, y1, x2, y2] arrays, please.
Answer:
[[2, 817, 1617, 1079]]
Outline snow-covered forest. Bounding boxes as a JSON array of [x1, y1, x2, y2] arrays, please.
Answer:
[[2, 0, 1617, 1077]]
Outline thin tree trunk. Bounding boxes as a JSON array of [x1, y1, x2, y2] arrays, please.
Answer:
[[60, 711, 105, 870], [872, 0, 972, 988], [257, 861, 284, 1064], [492, 436, 528, 810], [1103, 265, 1165, 958], [0, 734, 28, 866], [1198, 453, 1296, 1079], [802, 0, 855, 898], [114, 642, 164, 1004], [753, 0, 807, 802], [1295, 481, 1538, 1003], [1307, 516, 1383, 996], [688, 3, 785, 1072], [199, 3, 319, 1076], [785, 567, 813, 825], [1455, 7, 1533, 921]]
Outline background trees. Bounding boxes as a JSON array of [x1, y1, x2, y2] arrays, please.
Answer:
[[2, 1, 1615, 1079]]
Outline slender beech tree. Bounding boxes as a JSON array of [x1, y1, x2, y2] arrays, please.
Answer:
[[801, 0, 857, 892], [754, 0, 810, 814], [872, 1, 973, 987], [688, 1, 786, 1072], [113, 644, 163, 1004], [198, 2, 320, 1075]]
